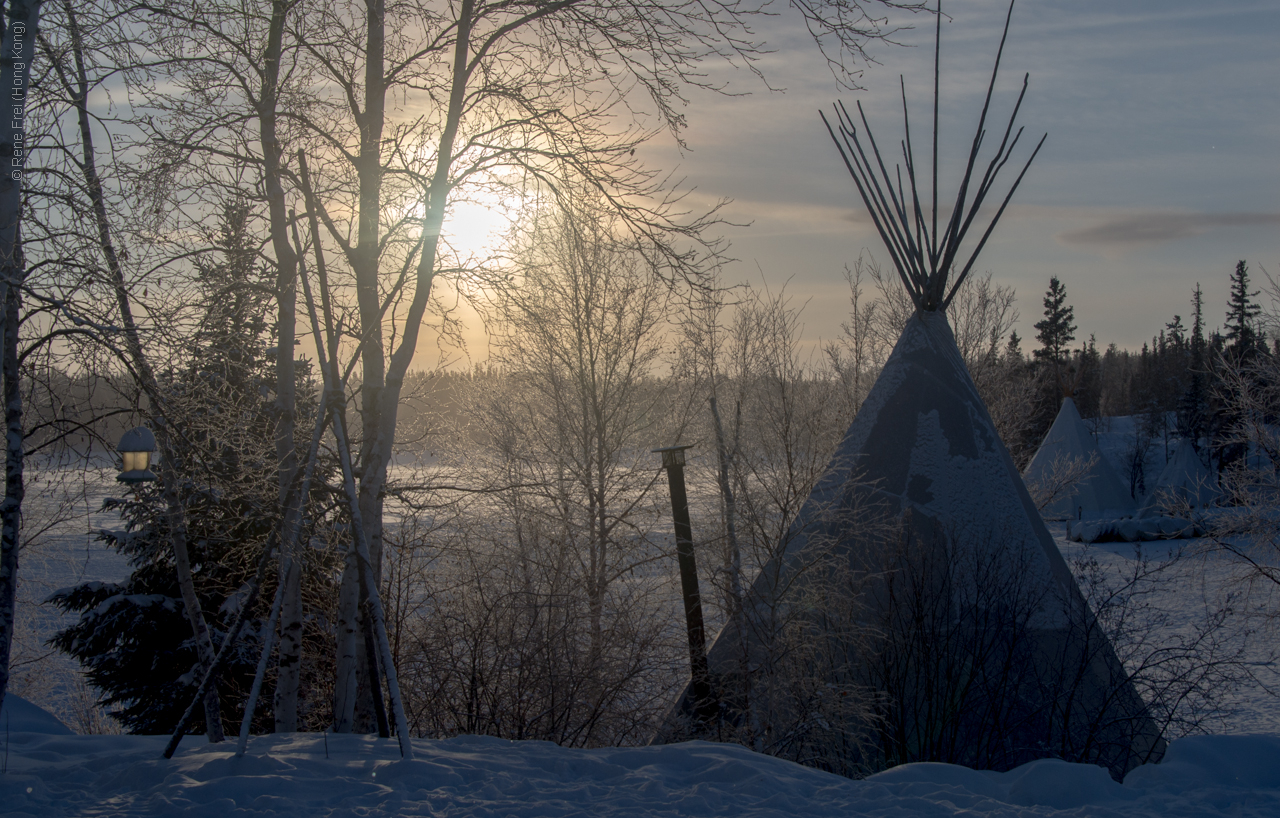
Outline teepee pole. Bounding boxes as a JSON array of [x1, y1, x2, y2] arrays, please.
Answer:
[[828, 104, 912, 273], [931, 0, 941, 268], [942, 131, 1046, 310], [822, 110, 922, 308], [935, 0, 1022, 298], [936, 0, 1017, 277], [852, 100, 929, 281], [824, 0, 1044, 316], [900, 78, 930, 263], [941, 77, 1032, 272], [236, 568, 285, 756], [163, 532, 278, 759]]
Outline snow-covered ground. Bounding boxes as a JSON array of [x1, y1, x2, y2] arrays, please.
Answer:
[[7, 463, 1280, 816], [2, 699, 1280, 818], [1050, 521, 1280, 736]]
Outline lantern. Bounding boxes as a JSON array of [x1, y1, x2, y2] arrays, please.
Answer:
[[117, 426, 158, 484]]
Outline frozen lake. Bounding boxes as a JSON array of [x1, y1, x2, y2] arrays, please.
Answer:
[[1050, 520, 1279, 737], [9, 463, 132, 731], [8, 464, 1278, 741]]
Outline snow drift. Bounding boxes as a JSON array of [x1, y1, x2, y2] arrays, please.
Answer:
[[2, 724, 1278, 817]]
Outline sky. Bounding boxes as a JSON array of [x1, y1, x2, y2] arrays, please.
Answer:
[[635, 0, 1280, 355]]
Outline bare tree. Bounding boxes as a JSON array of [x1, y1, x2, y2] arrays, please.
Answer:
[[1023, 452, 1098, 514], [393, 190, 687, 746], [674, 282, 862, 761], [395, 499, 681, 746], [825, 254, 887, 418], [1202, 350, 1280, 604], [0, 0, 43, 718], [479, 191, 678, 655]]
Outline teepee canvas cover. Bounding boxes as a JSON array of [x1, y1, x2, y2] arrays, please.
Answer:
[[656, 0, 1162, 779], [1139, 438, 1219, 515], [1023, 397, 1136, 520]]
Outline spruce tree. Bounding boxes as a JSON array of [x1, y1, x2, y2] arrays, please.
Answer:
[[1175, 288, 1208, 444], [49, 203, 333, 734], [1224, 260, 1261, 359], [1005, 329, 1022, 360], [1165, 316, 1185, 353], [1033, 276, 1077, 368], [1190, 283, 1206, 369], [1075, 335, 1102, 418]]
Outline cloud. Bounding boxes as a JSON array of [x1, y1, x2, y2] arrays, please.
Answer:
[[1057, 212, 1280, 249]]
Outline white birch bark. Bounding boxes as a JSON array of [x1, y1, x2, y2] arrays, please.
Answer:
[[294, 180, 411, 754], [332, 547, 361, 731], [0, 0, 38, 716], [295, 163, 361, 733], [335, 0, 390, 729], [331, 407, 413, 758], [236, 568, 285, 755], [334, 5, 472, 725], [0, 0, 39, 334], [258, 0, 304, 733], [52, 0, 223, 740], [0, 247, 23, 717]]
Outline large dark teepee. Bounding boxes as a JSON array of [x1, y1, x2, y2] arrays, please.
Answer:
[[655, 0, 1163, 780]]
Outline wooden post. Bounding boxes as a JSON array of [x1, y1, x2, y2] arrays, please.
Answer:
[[654, 445, 717, 724]]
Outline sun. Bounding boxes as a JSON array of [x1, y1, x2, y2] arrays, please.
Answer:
[[440, 190, 523, 263]]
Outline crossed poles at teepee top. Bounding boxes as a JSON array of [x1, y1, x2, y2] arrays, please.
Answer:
[[821, 0, 1046, 315]]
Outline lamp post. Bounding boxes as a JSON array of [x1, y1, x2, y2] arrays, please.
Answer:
[[653, 443, 717, 724], [117, 427, 158, 484]]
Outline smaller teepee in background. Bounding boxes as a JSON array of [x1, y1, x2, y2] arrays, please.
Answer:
[[1139, 438, 1219, 515], [1023, 396, 1135, 520]]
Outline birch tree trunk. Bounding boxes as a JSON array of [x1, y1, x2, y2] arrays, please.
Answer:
[[0, 0, 39, 716], [293, 185, 412, 755], [330, 0, 391, 730], [55, 0, 223, 740], [296, 156, 361, 734], [0, 240, 23, 717], [332, 0, 470, 729], [258, 0, 303, 734], [708, 396, 743, 625], [0, 0, 39, 334]]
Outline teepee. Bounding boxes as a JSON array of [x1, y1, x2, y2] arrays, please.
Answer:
[[1023, 397, 1136, 520], [656, 0, 1162, 779], [1139, 438, 1219, 515]]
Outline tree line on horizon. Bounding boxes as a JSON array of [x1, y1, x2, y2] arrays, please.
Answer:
[[1005, 259, 1275, 499]]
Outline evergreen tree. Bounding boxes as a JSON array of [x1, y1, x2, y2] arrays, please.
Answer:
[[1224, 260, 1261, 359], [1074, 335, 1102, 418], [1165, 315, 1186, 352], [1033, 276, 1077, 373], [1005, 329, 1022, 361], [49, 202, 334, 734], [1190, 283, 1206, 370], [1176, 288, 1209, 444], [1212, 262, 1271, 471]]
